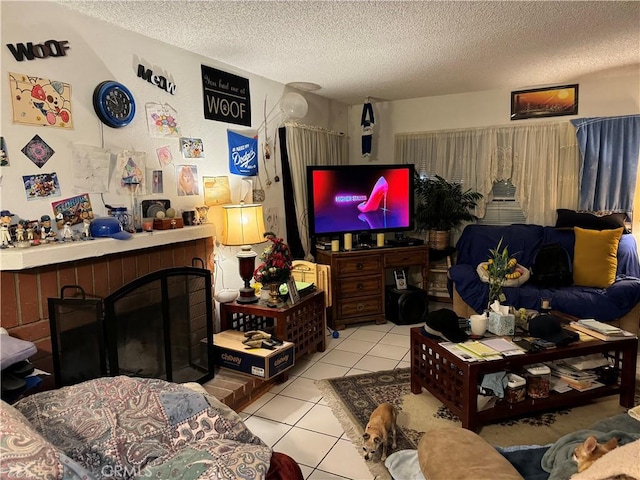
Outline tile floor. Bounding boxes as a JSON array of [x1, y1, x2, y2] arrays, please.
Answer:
[[237, 314, 640, 480], [239, 319, 425, 480]]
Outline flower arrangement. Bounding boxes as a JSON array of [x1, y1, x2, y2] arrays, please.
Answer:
[[253, 232, 294, 285], [481, 238, 522, 305]]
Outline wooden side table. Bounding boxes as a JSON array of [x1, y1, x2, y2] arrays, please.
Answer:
[[219, 290, 326, 361]]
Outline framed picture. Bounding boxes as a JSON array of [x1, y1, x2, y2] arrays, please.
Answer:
[[510, 84, 578, 120], [286, 277, 300, 305]]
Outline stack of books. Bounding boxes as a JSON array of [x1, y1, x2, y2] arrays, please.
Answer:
[[569, 319, 633, 341], [547, 360, 603, 392]]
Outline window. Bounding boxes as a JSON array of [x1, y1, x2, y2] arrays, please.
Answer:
[[478, 180, 526, 226]]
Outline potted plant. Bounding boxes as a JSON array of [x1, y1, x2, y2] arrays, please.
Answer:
[[414, 173, 483, 249]]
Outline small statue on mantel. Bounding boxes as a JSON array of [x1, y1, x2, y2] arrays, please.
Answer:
[[39, 215, 57, 243], [61, 221, 74, 241], [0, 210, 15, 248], [82, 218, 93, 240]]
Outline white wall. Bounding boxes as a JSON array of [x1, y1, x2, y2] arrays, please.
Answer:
[[1, 1, 347, 291], [348, 65, 640, 164]]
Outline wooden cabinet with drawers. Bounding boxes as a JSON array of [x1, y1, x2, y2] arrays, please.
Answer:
[[316, 245, 429, 330]]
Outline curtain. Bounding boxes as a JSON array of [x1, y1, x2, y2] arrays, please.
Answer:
[[570, 115, 640, 213], [283, 122, 348, 259], [395, 121, 580, 226]]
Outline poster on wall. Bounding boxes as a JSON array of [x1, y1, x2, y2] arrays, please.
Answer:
[[203, 176, 231, 205], [51, 193, 94, 228], [145, 102, 180, 137], [21, 134, 54, 168], [111, 151, 146, 195], [152, 170, 164, 193], [201, 65, 251, 126], [1, 137, 9, 166], [176, 165, 199, 196], [71, 144, 110, 194], [180, 137, 204, 159], [156, 146, 173, 166], [23, 172, 60, 200], [9, 73, 73, 128], [227, 129, 258, 176]]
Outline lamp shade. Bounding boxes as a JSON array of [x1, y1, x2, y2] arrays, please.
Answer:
[[221, 203, 266, 246]]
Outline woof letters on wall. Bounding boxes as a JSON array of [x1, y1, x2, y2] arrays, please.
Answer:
[[201, 65, 251, 127], [6, 40, 70, 61]]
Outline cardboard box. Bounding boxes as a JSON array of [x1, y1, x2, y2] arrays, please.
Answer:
[[153, 217, 184, 230], [213, 330, 295, 379], [488, 311, 515, 336]]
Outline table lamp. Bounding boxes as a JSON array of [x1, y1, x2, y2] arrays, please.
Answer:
[[221, 203, 266, 304]]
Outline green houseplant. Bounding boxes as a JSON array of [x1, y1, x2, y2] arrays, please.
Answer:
[[414, 173, 483, 249]]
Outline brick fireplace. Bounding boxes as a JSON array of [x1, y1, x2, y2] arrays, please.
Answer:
[[0, 228, 215, 391]]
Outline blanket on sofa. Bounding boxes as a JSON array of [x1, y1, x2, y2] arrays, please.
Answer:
[[1, 376, 272, 479]]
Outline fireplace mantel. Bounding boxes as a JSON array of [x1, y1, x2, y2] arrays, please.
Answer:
[[0, 224, 216, 271]]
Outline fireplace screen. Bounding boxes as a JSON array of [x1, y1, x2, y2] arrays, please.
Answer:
[[49, 266, 214, 387]]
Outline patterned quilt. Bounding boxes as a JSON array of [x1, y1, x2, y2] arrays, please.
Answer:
[[0, 376, 272, 479]]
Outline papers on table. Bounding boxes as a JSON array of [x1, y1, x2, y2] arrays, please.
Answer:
[[440, 338, 525, 362]]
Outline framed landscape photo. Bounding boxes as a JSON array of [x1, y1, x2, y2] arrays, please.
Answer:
[[511, 84, 578, 120]]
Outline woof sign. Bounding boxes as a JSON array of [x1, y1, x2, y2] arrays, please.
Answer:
[[201, 65, 251, 127], [7, 40, 70, 61]]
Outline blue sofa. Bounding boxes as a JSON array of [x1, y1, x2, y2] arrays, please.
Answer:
[[448, 224, 640, 334]]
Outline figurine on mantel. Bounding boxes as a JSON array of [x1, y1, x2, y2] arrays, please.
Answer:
[[0, 210, 15, 248], [39, 215, 57, 243], [26, 220, 38, 245], [61, 221, 75, 241], [82, 218, 92, 240]]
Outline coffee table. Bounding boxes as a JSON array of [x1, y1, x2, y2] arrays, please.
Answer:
[[410, 327, 638, 432]]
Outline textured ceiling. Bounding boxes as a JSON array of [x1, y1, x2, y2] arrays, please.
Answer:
[[57, 1, 640, 106]]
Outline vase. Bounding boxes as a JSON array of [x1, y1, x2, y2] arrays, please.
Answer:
[[267, 282, 283, 307], [488, 277, 505, 307]]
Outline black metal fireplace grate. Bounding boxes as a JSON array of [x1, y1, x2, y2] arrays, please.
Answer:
[[48, 266, 214, 387]]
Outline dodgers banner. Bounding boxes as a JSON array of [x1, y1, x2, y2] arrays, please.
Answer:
[[227, 129, 258, 176]]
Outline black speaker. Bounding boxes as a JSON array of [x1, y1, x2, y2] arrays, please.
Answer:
[[385, 285, 429, 325]]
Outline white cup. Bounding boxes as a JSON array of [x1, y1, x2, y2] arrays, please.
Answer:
[[470, 314, 488, 336]]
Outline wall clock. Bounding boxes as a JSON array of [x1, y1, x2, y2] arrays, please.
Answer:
[[92, 81, 136, 128]]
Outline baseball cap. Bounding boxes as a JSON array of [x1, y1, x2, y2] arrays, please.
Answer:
[[528, 314, 578, 346], [423, 308, 468, 343], [90, 217, 132, 240]]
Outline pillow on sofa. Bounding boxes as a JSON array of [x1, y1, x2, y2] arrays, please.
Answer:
[[556, 209, 628, 232], [573, 227, 623, 288]]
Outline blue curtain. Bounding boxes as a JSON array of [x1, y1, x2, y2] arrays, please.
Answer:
[[571, 115, 640, 212]]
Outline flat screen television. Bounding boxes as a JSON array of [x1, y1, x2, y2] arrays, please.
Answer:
[[306, 164, 415, 237]]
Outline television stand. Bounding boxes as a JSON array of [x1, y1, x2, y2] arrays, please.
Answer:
[[316, 245, 429, 330]]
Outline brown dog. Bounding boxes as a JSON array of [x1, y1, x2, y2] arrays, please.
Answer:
[[362, 402, 397, 461], [573, 435, 619, 472]]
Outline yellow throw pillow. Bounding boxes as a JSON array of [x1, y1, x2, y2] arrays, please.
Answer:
[[573, 227, 623, 288]]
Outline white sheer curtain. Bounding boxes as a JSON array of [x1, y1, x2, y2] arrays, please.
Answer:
[[285, 122, 348, 258], [395, 121, 580, 226]]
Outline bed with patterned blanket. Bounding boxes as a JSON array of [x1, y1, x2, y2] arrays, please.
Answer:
[[0, 376, 302, 480]]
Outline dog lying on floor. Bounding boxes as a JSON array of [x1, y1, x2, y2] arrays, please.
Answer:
[[362, 402, 397, 461]]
